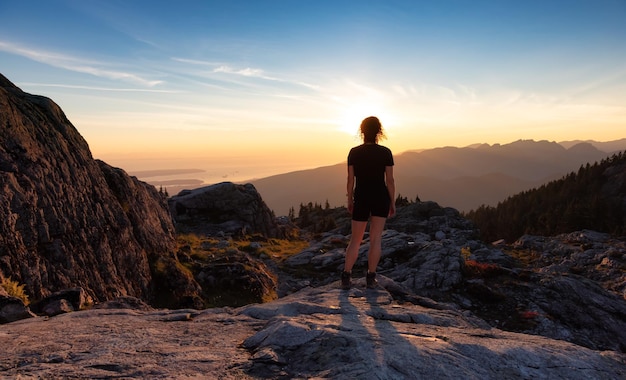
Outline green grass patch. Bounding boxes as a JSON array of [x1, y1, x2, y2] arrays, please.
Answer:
[[177, 233, 309, 263]]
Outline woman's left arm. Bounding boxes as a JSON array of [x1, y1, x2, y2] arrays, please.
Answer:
[[347, 165, 355, 214]]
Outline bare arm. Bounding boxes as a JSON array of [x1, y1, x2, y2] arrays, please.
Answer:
[[385, 165, 396, 217], [347, 165, 355, 214]]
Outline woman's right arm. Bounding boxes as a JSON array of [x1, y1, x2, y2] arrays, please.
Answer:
[[385, 165, 396, 217]]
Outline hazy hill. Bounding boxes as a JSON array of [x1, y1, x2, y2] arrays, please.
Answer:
[[559, 138, 626, 152], [252, 139, 616, 216]]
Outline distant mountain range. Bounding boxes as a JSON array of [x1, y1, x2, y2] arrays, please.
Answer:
[[251, 139, 626, 216]]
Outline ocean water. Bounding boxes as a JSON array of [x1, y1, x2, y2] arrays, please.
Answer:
[[125, 161, 316, 195], [102, 153, 342, 197]]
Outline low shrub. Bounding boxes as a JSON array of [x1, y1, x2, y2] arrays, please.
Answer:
[[1, 277, 30, 305], [463, 260, 503, 278], [520, 310, 539, 319]]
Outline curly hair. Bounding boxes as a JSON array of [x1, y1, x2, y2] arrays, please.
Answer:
[[360, 116, 385, 144]]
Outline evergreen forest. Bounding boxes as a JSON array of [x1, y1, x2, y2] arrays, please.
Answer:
[[464, 151, 626, 243]]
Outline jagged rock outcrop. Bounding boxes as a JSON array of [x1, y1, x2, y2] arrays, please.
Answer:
[[513, 230, 626, 296], [169, 182, 283, 238], [1, 282, 625, 379], [190, 244, 279, 307], [495, 230, 626, 351], [282, 229, 466, 299], [386, 200, 478, 238], [0, 73, 200, 309], [167, 182, 287, 306], [282, 201, 478, 296]]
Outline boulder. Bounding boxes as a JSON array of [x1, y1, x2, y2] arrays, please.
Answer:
[[0, 294, 35, 323], [193, 249, 278, 307], [93, 296, 154, 311], [169, 182, 282, 238], [29, 287, 92, 317]]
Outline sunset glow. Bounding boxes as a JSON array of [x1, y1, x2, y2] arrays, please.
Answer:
[[1, 1, 624, 183]]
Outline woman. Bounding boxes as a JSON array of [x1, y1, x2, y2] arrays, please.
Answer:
[[342, 116, 395, 289]]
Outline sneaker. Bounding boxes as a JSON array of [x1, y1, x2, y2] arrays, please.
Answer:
[[366, 272, 378, 289], [341, 271, 351, 289]]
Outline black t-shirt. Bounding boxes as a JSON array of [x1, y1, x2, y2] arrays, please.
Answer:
[[347, 144, 394, 199]]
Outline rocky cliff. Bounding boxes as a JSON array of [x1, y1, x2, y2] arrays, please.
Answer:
[[0, 73, 198, 307]]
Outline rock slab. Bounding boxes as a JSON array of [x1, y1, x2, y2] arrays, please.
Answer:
[[1, 281, 624, 379]]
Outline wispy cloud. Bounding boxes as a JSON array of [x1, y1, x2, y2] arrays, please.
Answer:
[[173, 56, 279, 81], [172, 56, 319, 91], [0, 40, 162, 87], [213, 64, 320, 92], [569, 68, 626, 100], [18, 82, 180, 93], [213, 65, 277, 80], [171, 57, 224, 66]]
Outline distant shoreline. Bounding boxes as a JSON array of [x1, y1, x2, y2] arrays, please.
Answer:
[[145, 179, 204, 186], [128, 169, 205, 178]]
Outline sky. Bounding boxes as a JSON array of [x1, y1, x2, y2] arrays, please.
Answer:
[[1, 0, 625, 181]]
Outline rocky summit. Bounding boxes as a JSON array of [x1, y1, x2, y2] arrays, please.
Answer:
[[1, 72, 626, 378], [3, 203, 626, 378]]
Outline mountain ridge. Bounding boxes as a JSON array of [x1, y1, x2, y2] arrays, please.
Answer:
[[251, 139, 619, 216]]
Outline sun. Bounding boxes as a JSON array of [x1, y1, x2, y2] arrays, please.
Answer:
[[337, 103, 395, 137]]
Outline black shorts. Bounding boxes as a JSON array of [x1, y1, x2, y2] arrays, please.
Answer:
[[352, 194, 390, 221]]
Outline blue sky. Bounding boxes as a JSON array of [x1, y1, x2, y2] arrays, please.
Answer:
[[1, 0, 625, 179]]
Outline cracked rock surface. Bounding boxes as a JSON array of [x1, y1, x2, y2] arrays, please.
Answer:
[[2, 280, 625, 379]]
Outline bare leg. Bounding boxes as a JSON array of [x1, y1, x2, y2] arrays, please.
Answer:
[[344, 220, 368, 272], [367, 216, 387, 273]]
